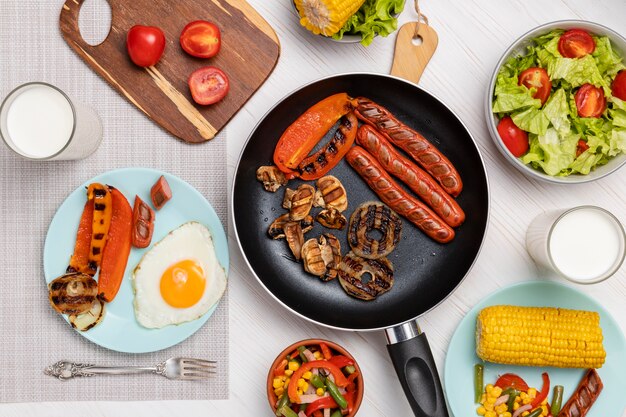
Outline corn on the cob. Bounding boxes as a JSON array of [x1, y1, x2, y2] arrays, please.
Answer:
[[294, 0, 366, 37], [476, 305, 605, 368]]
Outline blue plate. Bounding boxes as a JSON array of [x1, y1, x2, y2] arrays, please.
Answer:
[[44, 168, 229, 353], [444, 281, 626, 417]]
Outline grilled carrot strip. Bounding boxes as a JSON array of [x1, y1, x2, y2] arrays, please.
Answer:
[[97, 187, 132, 302]]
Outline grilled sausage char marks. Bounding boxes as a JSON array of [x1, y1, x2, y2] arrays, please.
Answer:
[[353, 97, 463, 197], [357, 125, 465, 228], [346, 146, 455, 244], [558, 369, 603, 417]]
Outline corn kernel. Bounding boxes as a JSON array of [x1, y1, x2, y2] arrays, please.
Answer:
[[283, 379, 290, 389], [485, 411, 496, 417], [297, 378, 306, 389], [496, 404, 507, 414], [528, 388, 537, 398], [274, 387, 284, 396], [502, 413, 512, 417], [523, 398, 531, 405], [316, 388, 324, 396], [272, 378, 282, 388], [513, 403, 520, 411], [477, 406, 486, 416], [520, 393, 528, 400], [313, 351, 322, 359], [541, 405, 548, 416], [486, 397, 496, 405], [301, 382, 310, 392], [522, 412, 529, 417], [285, 369, 294, 376], [515, 396, 521, 403], [486, 384, 494, 392], [297, 389, 303, 396], [492, 387, 503, 397], [480, 394, 487, 404], [288, 362, 300, 371], [303, 371, 312, 380]]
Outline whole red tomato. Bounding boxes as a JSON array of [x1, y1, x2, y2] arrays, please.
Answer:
[[497, 116, 529, 157], [127, 25, 166, 67]]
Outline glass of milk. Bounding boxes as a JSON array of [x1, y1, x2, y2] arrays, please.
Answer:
[[526, 206, 626, 284], [0, 82, 102, 160]]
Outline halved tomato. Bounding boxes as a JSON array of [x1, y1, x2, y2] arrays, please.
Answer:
[[576, 139, 590, 157], [575, 84, 605, 118], [497, 116, 529, 157], [558, 29, 595, 58], [518, 67, 552, 105], [612, 70, 626, 101], [495, 373, 529, 391], [180, 20, 221, 59], [188, 66, 229, 105]]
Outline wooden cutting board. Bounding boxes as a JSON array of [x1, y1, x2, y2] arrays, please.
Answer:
[[60, 0, 280, 143]]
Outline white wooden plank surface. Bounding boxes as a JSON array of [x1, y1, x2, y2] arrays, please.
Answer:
[[2, 0, 625, 415]]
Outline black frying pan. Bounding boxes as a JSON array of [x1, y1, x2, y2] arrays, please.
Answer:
[[232, 73, 489, 417]]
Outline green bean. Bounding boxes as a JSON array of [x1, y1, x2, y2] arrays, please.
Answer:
[[297, 346, 308, 362], [275, 394, 290, 417], [344, 365, 356, 374], [474, 364, 484, 403], [527, 408, 543, 417], [502, 388, 519, 412], [550, 385, 564, 416], [325, 378, 348, 409], [278, 405, 298, 417], [330, 410, 343, 417], [310, 374, 325, 389]]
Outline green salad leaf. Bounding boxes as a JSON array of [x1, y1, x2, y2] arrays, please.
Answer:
[[492, 28, 626, 177], [332, 0, 405, 46]]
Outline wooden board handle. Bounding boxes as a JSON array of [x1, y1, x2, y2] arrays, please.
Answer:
[[390, 22, 438, 85], [60, 0, 90, 50]]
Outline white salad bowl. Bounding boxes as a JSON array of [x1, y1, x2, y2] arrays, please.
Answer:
[[486, 20, 626, 184]]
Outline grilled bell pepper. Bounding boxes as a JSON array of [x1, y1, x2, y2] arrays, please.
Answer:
[[86, 183, 112, 273], [288, 360, 349, 403], [273, 93, 353, 174], [67, 199, 94, 275]]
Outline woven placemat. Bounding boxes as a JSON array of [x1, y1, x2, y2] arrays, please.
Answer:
[[0, 0, 228, 402]]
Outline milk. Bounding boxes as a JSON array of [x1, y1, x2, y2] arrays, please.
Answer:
[[550, 208, 624, 282], [4, 85, 74, 158]]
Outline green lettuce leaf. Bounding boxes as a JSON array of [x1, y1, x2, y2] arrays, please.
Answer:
[[592, 36, 626, 77], [333, 0, 404, 46], [610, 129, 626, 156], [511, 107, 550, 135], [548, 54, 608, 93], [542, 88, 570, 135], [521, 128, 579, 175]]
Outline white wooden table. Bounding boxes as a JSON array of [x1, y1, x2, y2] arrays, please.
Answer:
[[3, 0, 625, 415]]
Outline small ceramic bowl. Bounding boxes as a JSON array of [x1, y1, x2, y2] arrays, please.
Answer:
[[267, 339, 364, 417], [485, 20, 626, 184]]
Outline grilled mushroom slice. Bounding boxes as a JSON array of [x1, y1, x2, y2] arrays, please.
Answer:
[[316, 207, 347, 230], [268, 213, 314, 239], [48, 272, 98, 315], [288, 184, 315, 221], [316, 175, 348, 212], [301, 234, 342, 281], [69, 298, 106, 331], [282, 188, 295, 209], [256, 165, 288, 192], [284, 222, 304, 260], [338, 251, 394, 301]]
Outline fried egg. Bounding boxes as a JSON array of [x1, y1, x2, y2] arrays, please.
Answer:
[[132, 221, 226, 329]]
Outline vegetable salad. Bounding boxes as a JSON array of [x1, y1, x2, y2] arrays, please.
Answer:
[[271, 342, 360, 417], [493, 29, 626, 176]]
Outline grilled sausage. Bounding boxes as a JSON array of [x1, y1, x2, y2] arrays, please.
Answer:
[[346, 146, 455, 243], [558, 369, 603, 417], [353, 97, 463, 196], [357, 125, 465, 227]]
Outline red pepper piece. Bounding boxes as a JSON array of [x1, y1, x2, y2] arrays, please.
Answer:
[[288, 360, 349, 403], [328, 355, 354, 368], [67, 199, 94, 274], [319, 343, 333, 360], [531, 372, 550, 409], [305, 396, 338, 417]]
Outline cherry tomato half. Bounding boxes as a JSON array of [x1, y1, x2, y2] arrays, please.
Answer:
[[518, 67, 552, 106], [612, 70, 626, 101], [188, 66, 230, 105], [575, 84, 606, 118], [180, 20, 221, 59], [497, 116, 529, 157], [576, 139, 590, 157], [126, 25, 166, 67], [495, 373, 530, 391], [558, 29, 595, 58]]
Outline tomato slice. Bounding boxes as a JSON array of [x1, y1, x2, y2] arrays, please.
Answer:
[[576, 139, 590, 157], [188, 66, 230, 105], [495, 373, 530, 391], [518, 67, 552, 105], [126, 25, 166, 67], [180, 20, 221, 58], [612, 70, 626, 101], [558, 29, 595, 58], [575, 84, 606, 118], [497, 116, 529, 157]]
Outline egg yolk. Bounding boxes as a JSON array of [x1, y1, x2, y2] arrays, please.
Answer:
[[160, 259, 206, 308]]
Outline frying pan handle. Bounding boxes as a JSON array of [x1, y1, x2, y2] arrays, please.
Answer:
[[386, 321, 449, 417]]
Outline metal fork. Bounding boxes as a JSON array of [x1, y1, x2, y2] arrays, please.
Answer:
[[44, 357, 216, 380]]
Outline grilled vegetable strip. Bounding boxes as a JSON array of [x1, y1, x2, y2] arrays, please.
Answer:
[[558, 369, 603, 417], [97, 188, 132, 302], [474, 364, 484, 403], [356, 125, 465, 227], [353, 97, 463, 196], [273, 93, 353, 173], [476, 306, 606, 368], [67, 199, 95, 275], [551, 385, 564, 416], [87, 183, 112, 272], [297, 112, 358, 181]]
